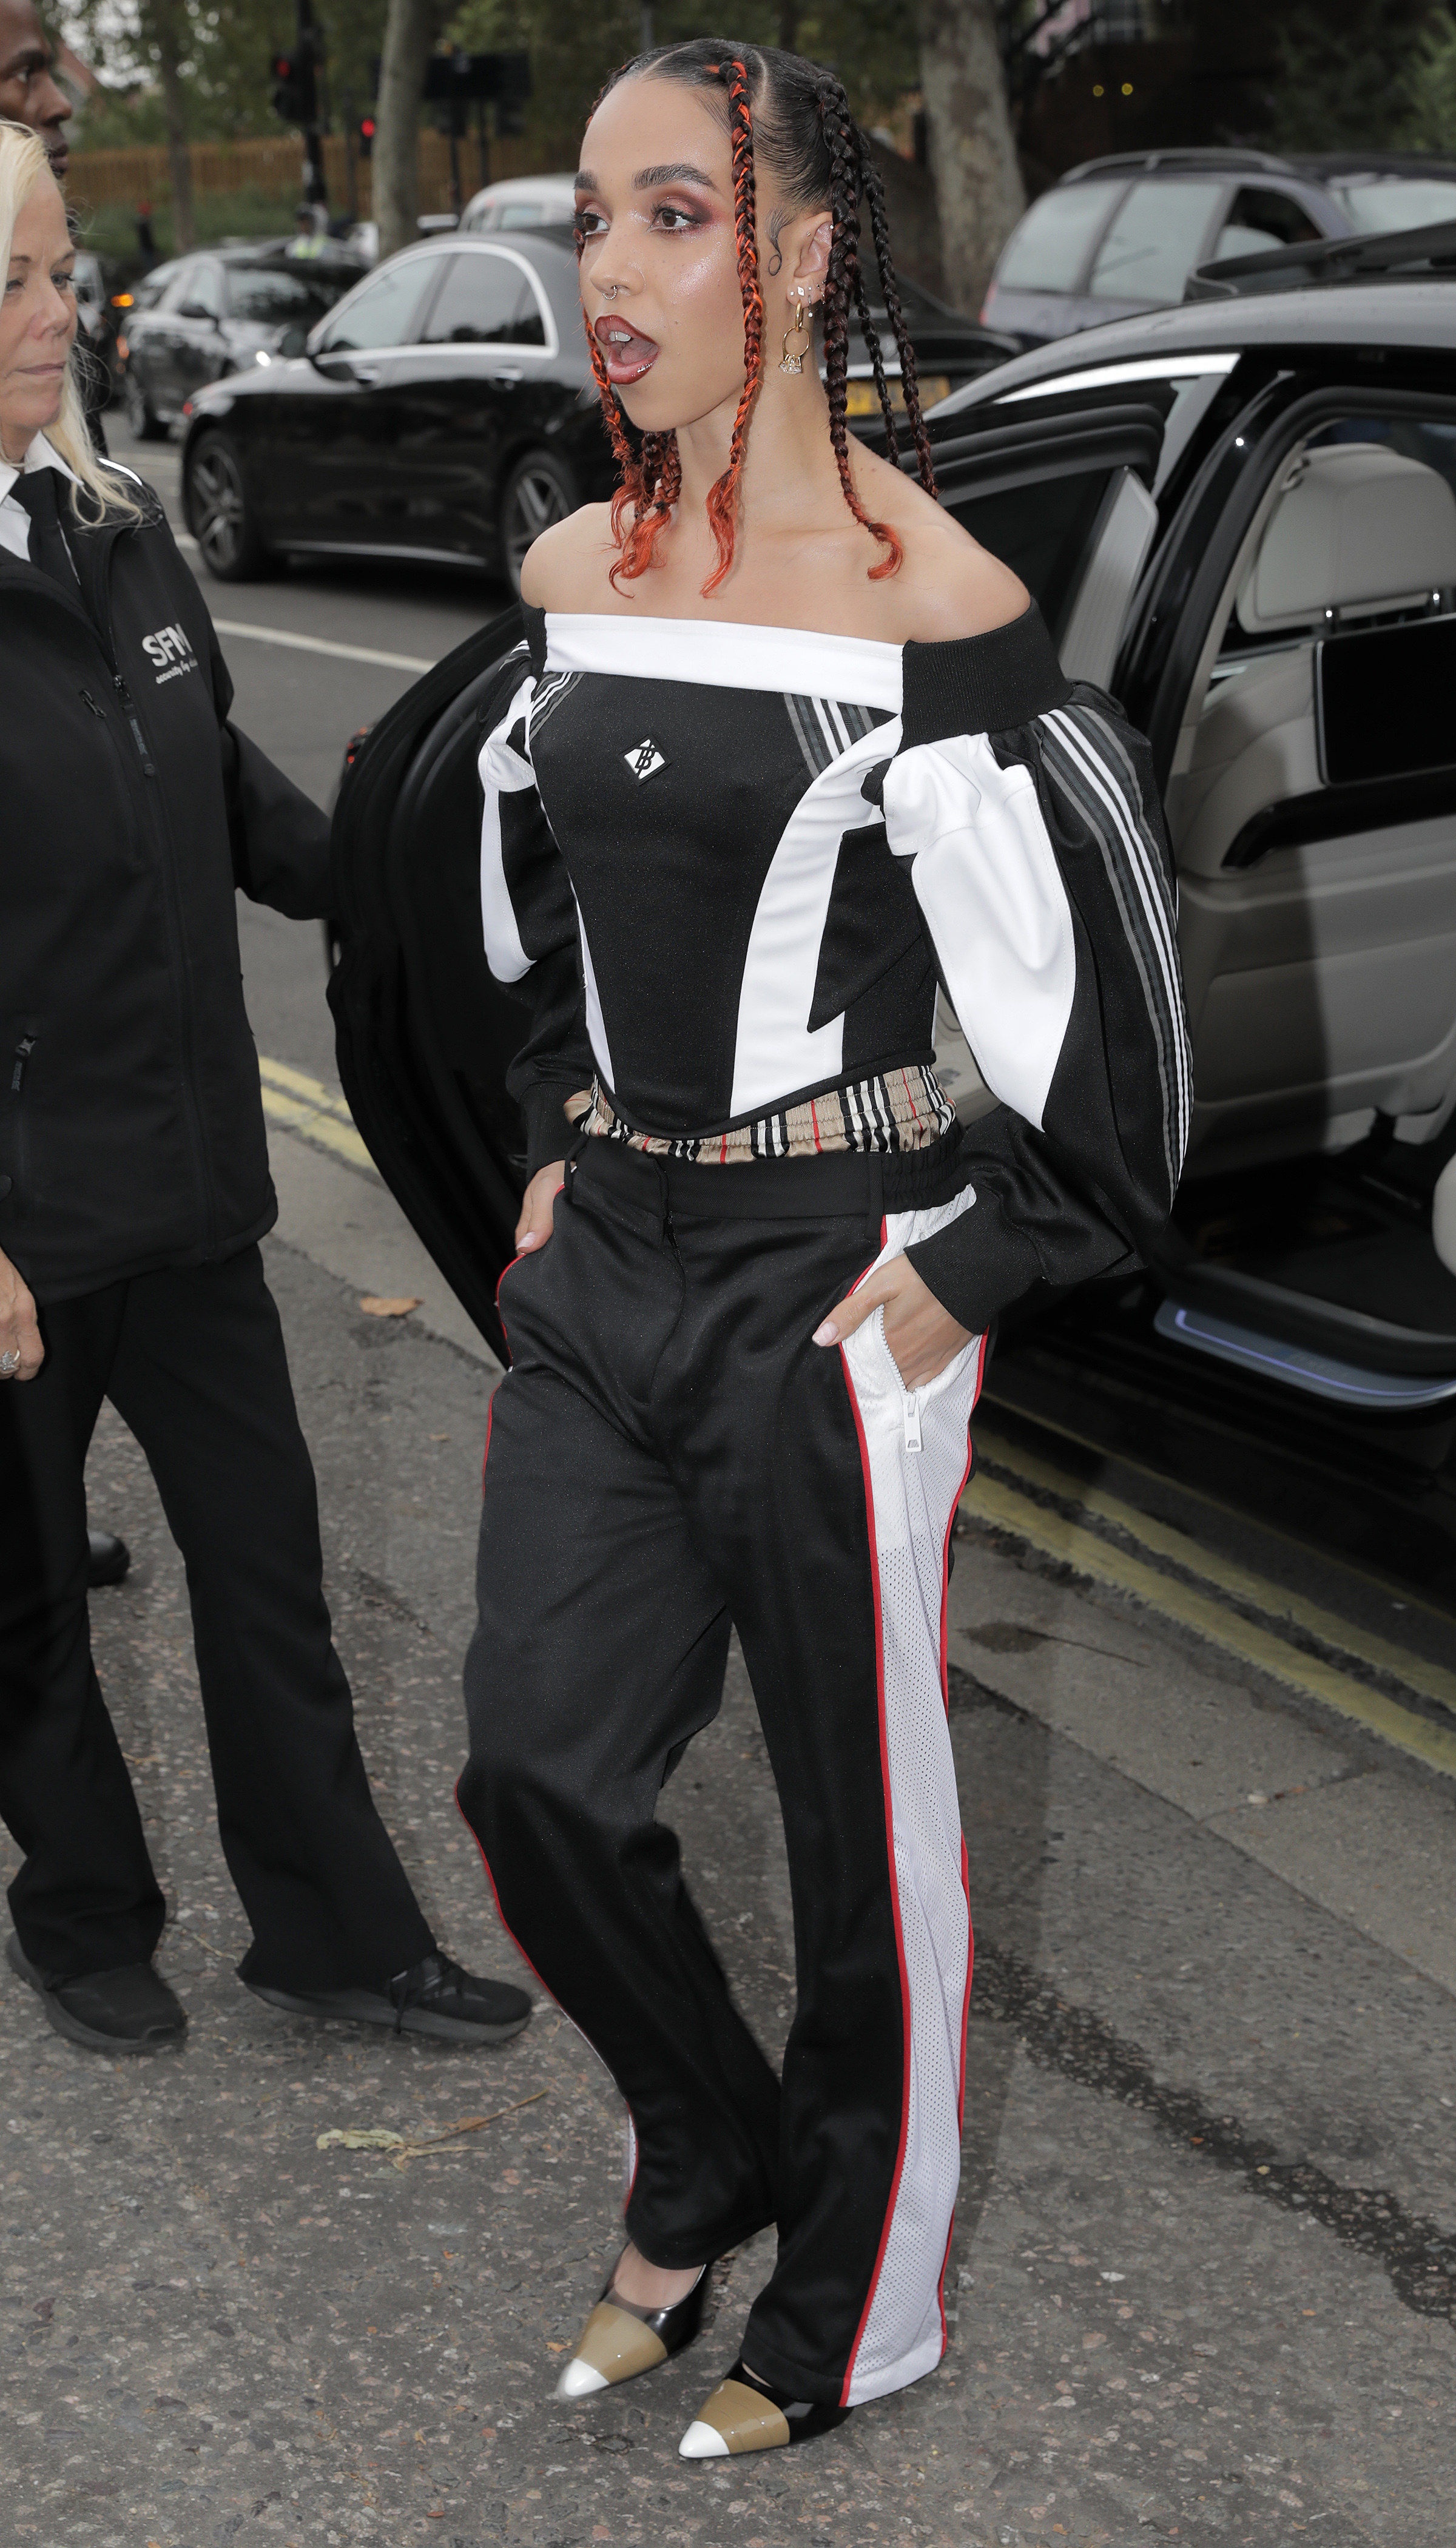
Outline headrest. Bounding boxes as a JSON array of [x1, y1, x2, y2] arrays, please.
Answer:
[[1237, 442, 1456, 633]]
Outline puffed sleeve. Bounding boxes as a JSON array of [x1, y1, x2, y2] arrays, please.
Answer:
[[881, 609, 1191, 1332], [479, 624, 595, 1179]]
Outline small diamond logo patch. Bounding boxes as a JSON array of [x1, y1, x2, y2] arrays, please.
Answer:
[[624, 736, 668, 782]]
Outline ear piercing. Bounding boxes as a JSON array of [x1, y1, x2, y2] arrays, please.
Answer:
[[780, 288, 815, 376]]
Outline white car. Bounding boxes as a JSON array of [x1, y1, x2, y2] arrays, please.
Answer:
[[459, 174, 578, 235]]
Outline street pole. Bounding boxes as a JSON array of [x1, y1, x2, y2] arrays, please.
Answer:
[[297, 0, 327, 212], [641, 5, 654, 52]]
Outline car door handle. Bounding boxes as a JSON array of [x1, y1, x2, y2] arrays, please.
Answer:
[[351, 363, 383, 386], [491, 368, 524, 386]]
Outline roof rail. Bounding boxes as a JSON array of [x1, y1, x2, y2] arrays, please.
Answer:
[[1185, 217, 1456, 302], [1060, 147, 1297, 183]]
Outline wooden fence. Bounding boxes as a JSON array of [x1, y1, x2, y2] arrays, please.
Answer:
[[66, 129, 576, 221]]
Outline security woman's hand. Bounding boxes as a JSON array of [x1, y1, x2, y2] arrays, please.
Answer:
[[812, 1253, 969, 1390], [0, 1244, 44, 1380], [514, 1161, 567, 1259]]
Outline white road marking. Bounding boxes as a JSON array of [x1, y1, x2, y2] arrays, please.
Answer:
[[212, 618, 434, 675]]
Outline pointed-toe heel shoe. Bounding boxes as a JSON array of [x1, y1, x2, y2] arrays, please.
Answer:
[[555, 2257, 710, 2400], [678, 2356, 852, 2458]]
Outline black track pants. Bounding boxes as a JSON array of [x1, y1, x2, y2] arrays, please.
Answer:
[[0, 1246, 435, 1989], [459, 1141, 984, 2408]]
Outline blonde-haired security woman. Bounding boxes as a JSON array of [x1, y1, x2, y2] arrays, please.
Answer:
[[0, 123, 531, 2056]]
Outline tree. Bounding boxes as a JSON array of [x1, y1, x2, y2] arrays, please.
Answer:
[[915, 0, 1022, 314], [374, 0, 453, 257]]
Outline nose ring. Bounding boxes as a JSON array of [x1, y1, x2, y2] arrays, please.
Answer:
[[602, 283, 620, 299]]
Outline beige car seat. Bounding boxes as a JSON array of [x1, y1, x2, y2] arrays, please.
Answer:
[[1171, 442, 1456, 1171]]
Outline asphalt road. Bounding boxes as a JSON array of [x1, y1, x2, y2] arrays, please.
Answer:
[[1, 417, 1451, 2548]]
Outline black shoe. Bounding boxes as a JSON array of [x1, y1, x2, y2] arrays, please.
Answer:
[[556, 2251, 710, 2398], [679, 2356, 852, 2458], [6, 1933, 186, 2054], [87, 1528, 130, 1589], [242, 1949, 532, 2044]]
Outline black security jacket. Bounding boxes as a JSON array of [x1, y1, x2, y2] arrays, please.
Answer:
[[0, 474, 330, 1303]]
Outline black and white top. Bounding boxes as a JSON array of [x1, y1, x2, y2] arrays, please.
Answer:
[[478, 600, 1190, 1332]]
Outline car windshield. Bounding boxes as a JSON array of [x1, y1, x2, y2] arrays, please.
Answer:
[[225, 266, 342, 324], [994, 179, 1124, 292], [1088, 179, 1225, 302], [1327, 176, 1456, 233]]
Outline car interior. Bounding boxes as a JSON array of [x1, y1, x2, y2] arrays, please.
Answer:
[[1159, 415, 1456, 1375]]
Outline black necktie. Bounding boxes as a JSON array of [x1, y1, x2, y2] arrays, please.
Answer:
[[10, 467, 79, 590]]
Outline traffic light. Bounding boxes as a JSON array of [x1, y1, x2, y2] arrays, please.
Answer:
[[357, 114, 375, 159], [271, 43, 317, 126]]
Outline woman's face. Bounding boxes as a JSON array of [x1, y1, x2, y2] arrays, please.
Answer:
[[0, 172, 75, 463], [575, 74, 766, 438]]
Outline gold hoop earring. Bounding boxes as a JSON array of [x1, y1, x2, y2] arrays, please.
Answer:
[[779, 295, 814, 376]]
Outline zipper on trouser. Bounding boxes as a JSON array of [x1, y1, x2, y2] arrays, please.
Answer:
[[903, 1390, 923, 1454]]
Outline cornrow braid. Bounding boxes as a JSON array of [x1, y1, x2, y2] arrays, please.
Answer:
[[817, 79, 902, 581], [700, 56, 764, 596], [858, 135, 937, 501], [583, 312, 681, 587]]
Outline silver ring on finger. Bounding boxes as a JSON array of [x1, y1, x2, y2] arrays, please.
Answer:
[[0, 1349, 19, 1375]]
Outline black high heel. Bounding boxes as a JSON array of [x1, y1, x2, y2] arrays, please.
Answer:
[[678, 2354, 852, 2457], [555, 2250, 710, 2399]]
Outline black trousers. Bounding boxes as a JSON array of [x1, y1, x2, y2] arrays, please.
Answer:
[[0, 1245, 434, 1989], [459, 1141, 983, 2408]]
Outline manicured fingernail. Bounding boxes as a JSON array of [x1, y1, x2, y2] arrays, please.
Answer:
[[518, 1233, 538, 1251], [812, 1320, 839, 1347]]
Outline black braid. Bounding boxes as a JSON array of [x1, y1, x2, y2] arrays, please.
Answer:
[[851, 260, 900, 464], [858, 136, 937, 499]]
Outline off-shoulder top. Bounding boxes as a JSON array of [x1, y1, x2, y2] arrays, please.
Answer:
[[477, 599, 1190, 1333]]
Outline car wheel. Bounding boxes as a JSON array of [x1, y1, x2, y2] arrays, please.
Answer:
[[184, 432, 271, 582], [121, 363, 165, 442], [499, 449, 578, 595]]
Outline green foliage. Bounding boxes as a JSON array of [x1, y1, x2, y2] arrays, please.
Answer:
[[1261, 0, 1441, 153], [72, 182, 299, 261], [61, 0, 920, 160], [1400, 8, 1456, 153]]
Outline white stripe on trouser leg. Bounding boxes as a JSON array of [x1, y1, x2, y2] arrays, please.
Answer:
[[840, 1187, 981, 2404]]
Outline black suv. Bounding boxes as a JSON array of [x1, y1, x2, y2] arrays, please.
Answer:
[[326, 225, 1456, 1438]]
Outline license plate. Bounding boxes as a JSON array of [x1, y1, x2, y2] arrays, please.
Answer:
[[844, 375, 951, 416]]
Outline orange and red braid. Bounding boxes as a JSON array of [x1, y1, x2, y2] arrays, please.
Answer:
[[584, 319, 679, 587], [701, 56, 764, 596], [818, 81, 902, 579]]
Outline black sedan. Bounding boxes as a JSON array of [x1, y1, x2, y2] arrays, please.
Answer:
[[118, 243, 363, 442], [327, 226, 1456, 1446], [179, 230, 1015, 593], [180, 234, 617, 591]]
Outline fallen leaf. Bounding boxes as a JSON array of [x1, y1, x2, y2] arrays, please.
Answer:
[[317, 2088, 548, 2171], [359, 1295, 422, 1318]]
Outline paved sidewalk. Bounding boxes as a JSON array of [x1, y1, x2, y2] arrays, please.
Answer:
[[2, 1178, 1452, 2546]]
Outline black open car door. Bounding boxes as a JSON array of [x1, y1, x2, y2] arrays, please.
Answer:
[[328, 602, 528, 1365]]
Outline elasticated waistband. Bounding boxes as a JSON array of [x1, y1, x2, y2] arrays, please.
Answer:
[[567, 1123, 968, 1224]]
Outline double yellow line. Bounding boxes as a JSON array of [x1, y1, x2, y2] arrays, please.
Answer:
[[963, 1409, 1456, 1781], [257, 1055, 376, 1176]]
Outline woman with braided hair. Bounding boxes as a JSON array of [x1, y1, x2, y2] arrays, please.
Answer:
[[457, 39, 1190, 2457]]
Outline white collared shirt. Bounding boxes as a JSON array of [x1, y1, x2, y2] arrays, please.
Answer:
[[0, 434, 81, 566]]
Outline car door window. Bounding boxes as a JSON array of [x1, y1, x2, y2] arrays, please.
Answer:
[[224, 265, 340, 328], [994, 179, 1124, 292], [314, 260, 435, 355], [156, 263, 195, 313], [1213, 186, 1323, 261], [422, 252, 547, 346], [181, 261, 223, 321], [1088, 180, 1225, 303]]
